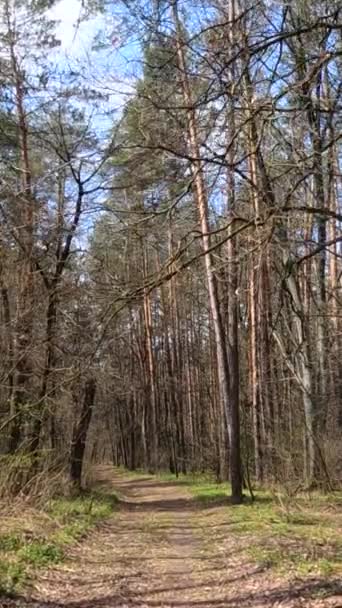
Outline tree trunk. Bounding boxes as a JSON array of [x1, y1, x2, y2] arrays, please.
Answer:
[[171, 0, 242, 502], [70, 378, 96, 488], [7, 0, 35, 452]]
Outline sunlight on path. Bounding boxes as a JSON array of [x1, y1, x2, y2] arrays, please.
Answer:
[[4, 467, 341, 608]]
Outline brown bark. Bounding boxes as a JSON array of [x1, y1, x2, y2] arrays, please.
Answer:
[[70, 378, 96, 488], [142, 246, 158, 471], [172, 0, 242, 502], [6, 0, 35, 451]]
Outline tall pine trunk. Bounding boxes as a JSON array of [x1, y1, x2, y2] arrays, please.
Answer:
[[171, 0, 242, 502]]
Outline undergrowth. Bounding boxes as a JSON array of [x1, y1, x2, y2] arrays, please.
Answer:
[[0, 490, 118, 596]]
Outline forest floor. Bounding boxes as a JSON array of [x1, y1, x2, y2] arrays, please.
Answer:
[[1, 466, 342, 608]]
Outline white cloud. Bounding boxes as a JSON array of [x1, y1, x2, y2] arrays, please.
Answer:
[[48, 0, 136, 115], [49, 0, 104, 56], [50, 0, 82, 49]]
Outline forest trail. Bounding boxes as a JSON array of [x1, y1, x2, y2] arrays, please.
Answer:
[[3, 467, 341, 608]]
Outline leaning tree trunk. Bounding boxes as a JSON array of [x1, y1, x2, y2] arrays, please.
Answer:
[[70, 378, 96, 488], [32, 182, 84, 459]]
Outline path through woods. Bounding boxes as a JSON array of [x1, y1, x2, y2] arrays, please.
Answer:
[[3, 468, 341, 608]]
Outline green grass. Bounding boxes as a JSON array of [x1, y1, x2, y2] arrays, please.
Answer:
[[189, 481, 342, 577], [18, 542, 63, 566], [190, 481, 231, 503], [0, 561, 26, 595], [0, 490, 118, 596], [247, 544, 341, 577], [115, 466, 147, 479], [149, 469, 342, 578], [0, 534, 22, 552], [158, 470, 220, 487]]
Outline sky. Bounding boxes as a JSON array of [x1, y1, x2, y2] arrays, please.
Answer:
[[48, 0, 137, 122], [50, 0, 103, 56]]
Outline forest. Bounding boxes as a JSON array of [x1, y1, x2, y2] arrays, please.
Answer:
[[0, 0, 341, 604]]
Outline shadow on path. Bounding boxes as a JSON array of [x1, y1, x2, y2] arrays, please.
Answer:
[[3, 578, 341, 608], [1, 468, 341, 608]]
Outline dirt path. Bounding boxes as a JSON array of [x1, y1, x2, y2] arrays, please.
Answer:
[[3, 467, 341, 608]]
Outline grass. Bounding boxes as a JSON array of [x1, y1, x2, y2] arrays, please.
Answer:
[[96, 470, 337, 578], [0, 490, 118, 596], [149, 469, 342, 578], [192, 481, 342, 577], [190, 481, 231, 503]]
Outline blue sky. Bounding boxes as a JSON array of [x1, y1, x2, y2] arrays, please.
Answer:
[[48, 0, 138, 128]]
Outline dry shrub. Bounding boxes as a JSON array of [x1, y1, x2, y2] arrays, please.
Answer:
[[324, 439, 342, 489], [0, 452, 71, 508]]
